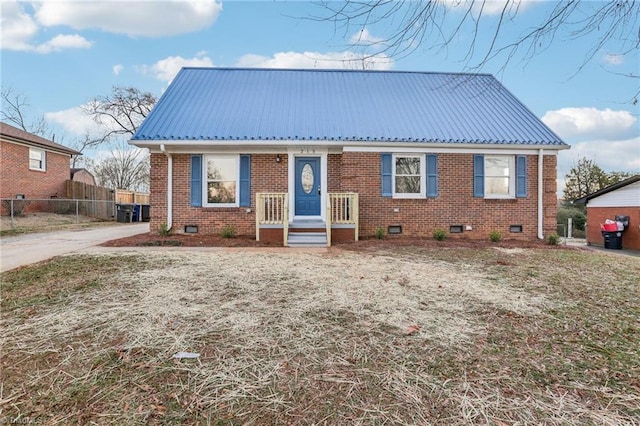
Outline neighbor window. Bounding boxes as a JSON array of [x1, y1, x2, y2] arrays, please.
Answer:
[[393, 155, 425, 198], [484, 155, 515, 198], [205, 155, 238, 206], [29, 148, 46, 171]]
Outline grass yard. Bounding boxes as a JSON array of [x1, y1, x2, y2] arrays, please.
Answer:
[[1, 246, 639, 424], [0, 213, 114, 237]]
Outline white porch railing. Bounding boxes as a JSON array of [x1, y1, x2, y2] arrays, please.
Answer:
[[255, 193, 289, 245], [256, 192, 359, 247], [326, 192, 359, 247]]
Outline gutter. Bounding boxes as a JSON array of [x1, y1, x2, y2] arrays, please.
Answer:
[[538, 149, 544, 240], [131, 139, 571, 151], [160, 144, 173, 231]]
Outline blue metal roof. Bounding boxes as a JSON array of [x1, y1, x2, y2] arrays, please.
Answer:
[[132, 68, 566, 146]]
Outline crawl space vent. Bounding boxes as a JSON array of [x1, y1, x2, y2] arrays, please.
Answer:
[[388, 225, 402, 235], [449, 225, 464, 234]]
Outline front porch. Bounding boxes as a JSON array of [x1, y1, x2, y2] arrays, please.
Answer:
[[256, 192, 359, 247]]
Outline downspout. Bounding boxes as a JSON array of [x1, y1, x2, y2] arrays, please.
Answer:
[[538, 149, 544, 240], [160, 144, 173, 231]]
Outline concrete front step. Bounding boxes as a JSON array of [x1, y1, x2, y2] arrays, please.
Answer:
[[289, 220, 326, 229], [287, 232, 327, 247]]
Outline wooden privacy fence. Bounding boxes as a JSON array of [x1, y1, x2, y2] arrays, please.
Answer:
[[66, 180, 114, 202], [115, 189, 150, 205], [65, 180, 115, 220]]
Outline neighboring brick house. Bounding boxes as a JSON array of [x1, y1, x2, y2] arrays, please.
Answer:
[[1, 122, 81, 202], [575, 175, 640, 251], [70, 168, 97, 186], [131, 68, 569, 246]]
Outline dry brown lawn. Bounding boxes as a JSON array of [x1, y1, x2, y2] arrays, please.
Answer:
[[1, 212, 112, 236], [1, 246, 639, 424]]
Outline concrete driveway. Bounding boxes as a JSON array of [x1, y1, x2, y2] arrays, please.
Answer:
[[0, 223, 149, 272]]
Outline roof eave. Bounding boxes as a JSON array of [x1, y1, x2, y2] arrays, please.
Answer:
[[574, 175, 640, 204], [1, 134, 82, 156], [130, 138, 569, 151]]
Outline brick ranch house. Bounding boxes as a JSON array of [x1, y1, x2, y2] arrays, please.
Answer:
[[1, 122, 80, 206], [131, 68, 569, 246], [575, 175, 640, 251]]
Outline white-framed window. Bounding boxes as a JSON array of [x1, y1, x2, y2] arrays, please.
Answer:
[[484, 155, 515, 198], [204, 155, 239, 207], [29, 148, 46, 171], [393, 154, 425, 198]]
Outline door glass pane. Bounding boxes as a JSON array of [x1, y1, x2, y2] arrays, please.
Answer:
[[301, 163, 314, 194]]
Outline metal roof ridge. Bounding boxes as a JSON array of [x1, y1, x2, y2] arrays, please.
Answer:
[[178, 66, 495, 77]]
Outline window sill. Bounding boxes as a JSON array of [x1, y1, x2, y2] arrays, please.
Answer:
[[392, 194, 425, 199], [203, 203, 239, 208], [484, 195, 516, 200], [29, 167, 46, 172]]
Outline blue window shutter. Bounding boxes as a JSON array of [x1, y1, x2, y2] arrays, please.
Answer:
[[239, 154, 251, 207], [473, 155, 484, 197], [516, 155, 527, 198], [381, 153, 392, 197], [426, 154, 438, 197], [190, 155, 202, 207]]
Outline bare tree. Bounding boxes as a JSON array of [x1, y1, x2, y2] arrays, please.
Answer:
[[80, 86, 156, 191], [69, 133, 105, 168], [87, 142, 150, 192], [315, 1, 639, 101], [563, 157, 633, 202], [82, 86, 156, 140], [1, 86, 49, 136]]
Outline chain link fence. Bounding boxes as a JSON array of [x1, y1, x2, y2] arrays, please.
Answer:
[[1, 198, 116, 233], [557, 217, 586, 239]]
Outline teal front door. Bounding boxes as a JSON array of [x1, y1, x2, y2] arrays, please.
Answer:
[[295, 157, 321, 216]]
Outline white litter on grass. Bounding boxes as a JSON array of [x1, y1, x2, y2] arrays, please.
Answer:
[[173, 351, 200, 359]]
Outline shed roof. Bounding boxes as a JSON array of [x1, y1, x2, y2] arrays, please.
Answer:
[[132, 67, 567, 147], [574, 175, 640, 205], [1, 122, 81, 155]]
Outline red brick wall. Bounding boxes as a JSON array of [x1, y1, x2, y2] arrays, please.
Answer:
[[1, 141, 71, 200], [150, 151, 558, 240], [585, 207, 640, 250], [328, 154, 342, 192], [340, 152, 557, 240], [150, 153, 289, 235]]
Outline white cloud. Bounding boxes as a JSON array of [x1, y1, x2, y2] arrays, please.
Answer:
[[544, 106, 639, 194], [0, 0, 39, 51], [0, 0, 91, 54], [603, 53, 624, 65], [113, 64, 124, 76], [350, 28, 384, 46], [542, 107, 637, 141], [557, 136, 640, 192], [236, 51, 393, 70], [34, 0, 222, 37], [45, 105, 103, 137], [443, 0, 536, 16], [140, 55, 215, 82], [33, 34, 92, 53]]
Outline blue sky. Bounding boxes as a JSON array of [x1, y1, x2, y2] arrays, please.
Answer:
[[2, 0, 639, 191]]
